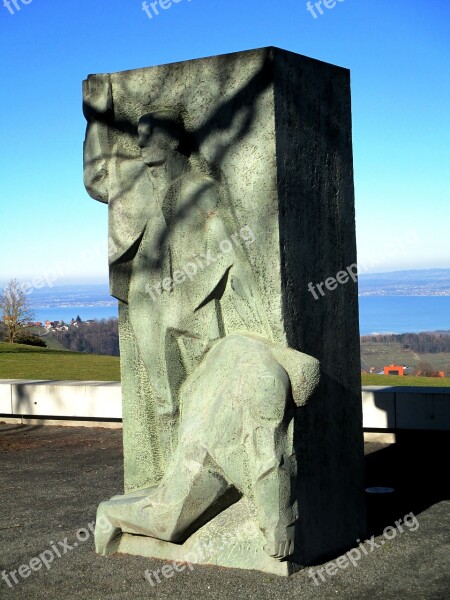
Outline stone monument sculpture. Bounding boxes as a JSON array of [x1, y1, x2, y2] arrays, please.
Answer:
[[83, 47, 366, 576]]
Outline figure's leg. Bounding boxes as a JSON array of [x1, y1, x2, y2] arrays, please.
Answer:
[[127, 279, 169, 409], [95, 442, 235, 555], [127, 271, 181, 463]]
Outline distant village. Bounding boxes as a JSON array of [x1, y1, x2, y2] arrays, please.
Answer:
[[27, 316, 96, 333]]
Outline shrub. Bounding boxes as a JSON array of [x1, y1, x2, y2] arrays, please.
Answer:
[[15, 333, 47, 348]]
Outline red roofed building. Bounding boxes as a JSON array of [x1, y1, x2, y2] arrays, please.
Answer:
[[384, 365, 405, 376]]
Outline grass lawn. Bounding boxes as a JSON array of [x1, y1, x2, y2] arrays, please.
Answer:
[[361, 373, 450, 388], [2, 342, 449, 387], [0, 342, 120, 381]]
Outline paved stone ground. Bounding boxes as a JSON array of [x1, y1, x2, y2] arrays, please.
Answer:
[[0, 424, 449, 600]]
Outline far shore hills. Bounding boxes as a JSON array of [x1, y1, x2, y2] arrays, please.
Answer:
[[358, 268, 450, 296], [2, 268, 449, 313]]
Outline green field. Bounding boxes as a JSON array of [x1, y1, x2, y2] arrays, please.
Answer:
[[361, 373, 450, 388], [2, 341, 450, 387], [0, 342, 120, 381]]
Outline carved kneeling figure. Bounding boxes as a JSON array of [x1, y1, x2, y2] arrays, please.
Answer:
[[95, 334, 320, 561]]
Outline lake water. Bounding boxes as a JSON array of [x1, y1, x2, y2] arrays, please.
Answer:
[[34, 305, 119, 323], [34, 297, 450, 335], [358, 296, 450, 335]]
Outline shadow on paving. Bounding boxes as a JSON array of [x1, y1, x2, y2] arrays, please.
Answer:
[[365, 431, 450, 537], [0, 424, 449, 600]]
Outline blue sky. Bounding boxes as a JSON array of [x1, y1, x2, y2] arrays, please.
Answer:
[[0, 0, 448, 287]]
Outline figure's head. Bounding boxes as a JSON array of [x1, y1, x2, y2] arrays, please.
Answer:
[[138, 110, 187, 166]]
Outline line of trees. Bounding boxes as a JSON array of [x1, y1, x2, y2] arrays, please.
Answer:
[[53, 319, 119, 356], [361, 332, 450, 354]]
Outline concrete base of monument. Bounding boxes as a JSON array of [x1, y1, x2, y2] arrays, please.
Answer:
[[105, 498, 302, 576]]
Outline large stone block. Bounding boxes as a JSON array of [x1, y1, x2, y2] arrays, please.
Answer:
[[83, 47, 366, 574]]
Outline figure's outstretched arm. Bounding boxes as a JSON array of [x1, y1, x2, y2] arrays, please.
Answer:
[[240, 358, 298, 561], [250, 420, 297, 560]]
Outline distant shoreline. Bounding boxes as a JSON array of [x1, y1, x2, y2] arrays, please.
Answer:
[[30, 296, 450, 338]]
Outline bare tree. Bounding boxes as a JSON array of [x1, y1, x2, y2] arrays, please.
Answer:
[[0, 279, 35, 343], [414, 360, 435, 377]]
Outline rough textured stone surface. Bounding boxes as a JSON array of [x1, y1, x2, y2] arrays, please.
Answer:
[[82, 47, 366, 574]]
